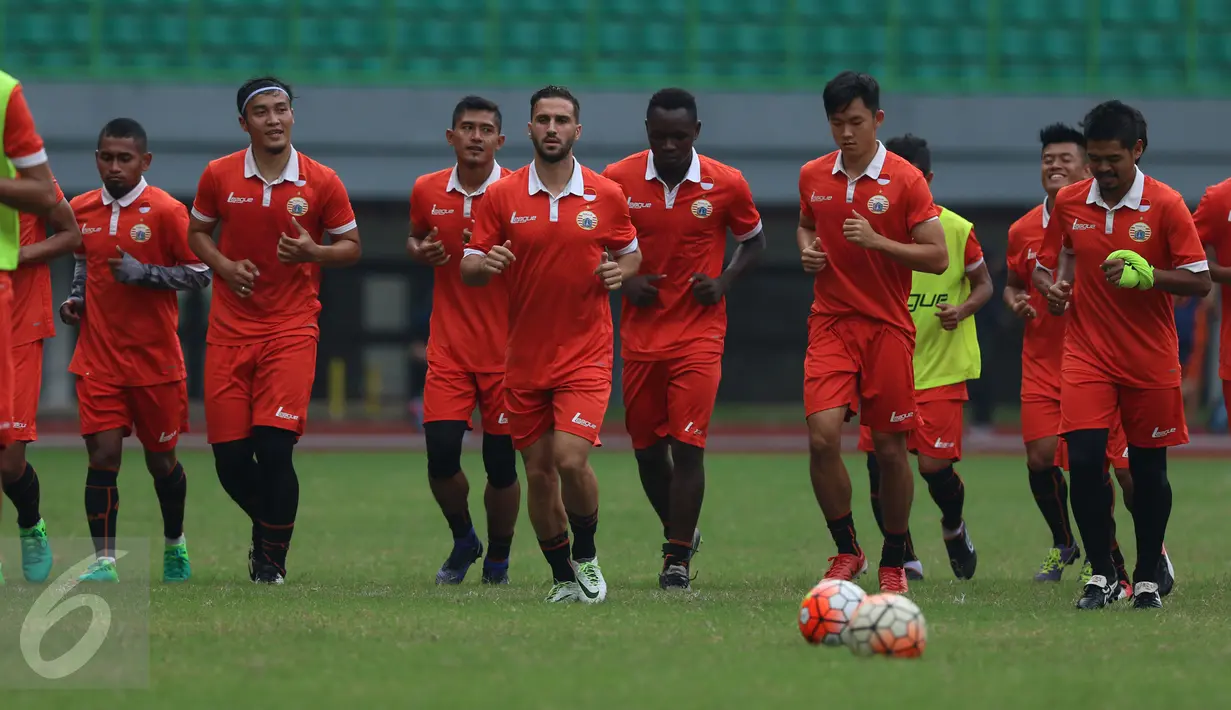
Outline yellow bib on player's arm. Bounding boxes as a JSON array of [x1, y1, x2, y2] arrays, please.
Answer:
[[0, 69, 22, 272], [909, 207, 981, 390]]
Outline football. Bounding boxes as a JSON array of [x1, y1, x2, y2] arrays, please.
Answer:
[[798, 579, 867, 646], [841, 593, 927, 658]]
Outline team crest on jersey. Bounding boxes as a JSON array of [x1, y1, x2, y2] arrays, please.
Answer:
[[867, 194, 890, 214], [130, 223, 152, 242], [1129, 221, 1152, 242], [691, 199, 714, 218], [576, 210, 598, 230], [287, 196, 310, 217]]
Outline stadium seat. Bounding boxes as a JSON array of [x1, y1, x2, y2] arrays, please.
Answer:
[[1195, 0, 1231, 24], [1001, 0, 1085, 25]]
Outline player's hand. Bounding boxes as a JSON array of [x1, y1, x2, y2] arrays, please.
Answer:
[[843, 211, 883, 249], [106, 246, 146, 284], [690, 272, 727, 306], [623, 273, 664, 307], [801, 238, 828, 273], [59, 298, 83, 326], [1046, 280, 1072, 316], [408, 227, 449, 267], [1009, 292, 1037, 320], [483, 240, 515, 274], [277, 217, 320, 264], [223, 258, 260, 298], [595, 251, 623, 291], [934, 302, 963, 330], [1101, 258, 1125, 286]]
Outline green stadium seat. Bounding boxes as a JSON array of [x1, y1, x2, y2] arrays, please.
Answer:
[[899, 0, 990, 25], [641, 22, 678, 55], [797, 0, 888, 23], [607, 0, 687, 19], [1103, 0, 1182, 25], [1196, 0, 1231, 24], [1002, 0, 1085, 25]]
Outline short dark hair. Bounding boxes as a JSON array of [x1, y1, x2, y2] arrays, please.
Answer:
[[884, 134, 930, 175], [647, 87, 698, 122], [529, 85, 580, 120], [452, 95, 502, 130], [98, 118, 148, 153], [1039, 122, 1085, 153], [237, 76, 294, 117], [1081, 100, 1144, 151], [823, 71, 880, 116]]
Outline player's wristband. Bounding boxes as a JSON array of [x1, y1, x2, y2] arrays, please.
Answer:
[[1107, 249, 1155, 290]]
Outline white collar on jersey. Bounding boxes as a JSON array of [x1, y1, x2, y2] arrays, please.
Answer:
[[645, 149, 702, 184], [100, 177, 148, 207], [447, 161, 503, 197], [1086, 167, 1146, 211], [528, 156, 585, 198], [243, 145, 300, 186], [833, 140, 888, 181], [1041, 197, 1051, 229]]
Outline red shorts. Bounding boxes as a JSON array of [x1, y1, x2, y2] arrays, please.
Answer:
[[804, 315, 917, 432], [506, 371, 610, 451], [10, 340, 43, 441], [858, 397, 964, 460], [204, 335, 317, 444], [423, 363, 508, 434], [1024, 394, 1130, 469], [1060, 377, 1187, 449], [0, 273, 12, 449], [76, 377, 189, 452], [623, 351, 721, 450]]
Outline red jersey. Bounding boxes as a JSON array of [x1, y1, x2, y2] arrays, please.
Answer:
[[603, 150, 763, 360], [1007, 202, 1066, 400], [3, 83, 47, 170], [68, 180, 200, 386], [466, 160, 638, 390], [1192, 177, 1231, 380], [798, 141, 941, 333], [1039, 171, 1208, 389], [190, 147, 357, 345], [409, 163, 511, 374], [11, 180, 64, 345]]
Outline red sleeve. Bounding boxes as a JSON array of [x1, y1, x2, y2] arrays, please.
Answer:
[[964, 228, 984, 270], [408, 179, 429, 235], [904, 173, 941, 234], [69, 197, 86, 256], [728, 174, 763, 241], [600, 188, 638, 255], [190, 165, 219, 221], [321, 172, 357, 235], [3, 85, 47, 167], [1192, 185, 1227, 257], [1163, 197, 1209, 270], [1038, 201, 1068, 270], [164, 200, 198, 265], [466, 186, 502, 255], [51, 179, 65, 203], [798, 165, 811, 223], [1005, 225, 1023, 275]]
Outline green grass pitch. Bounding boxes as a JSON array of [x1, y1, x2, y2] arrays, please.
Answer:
[[3, 449, 1230, 708]]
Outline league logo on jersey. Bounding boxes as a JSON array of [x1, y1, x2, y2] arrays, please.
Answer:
[[691, 199, 714, 219], [287, 196, 310, 217], [576, 210, 598, 230], [130, 223, 152, 243], [1129, 221, 1152, 243], [867, 194, 890, 214]]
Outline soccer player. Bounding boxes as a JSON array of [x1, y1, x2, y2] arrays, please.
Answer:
[[1035, 101, 1209, 610], [602, 88, 764, 589], [187, 77, 361, 584], [407, 95, 519, 585], [461, 86, 641, 604], [855, 134, 990, 582], [1191, 176, 1231, 429], [0, 69, 64, 585], [59, 118, 208, 583], [797, 72, 948, 595]]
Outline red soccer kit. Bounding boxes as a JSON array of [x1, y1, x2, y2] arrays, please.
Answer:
[[1009, 203, 1128, 469], [68, 180, 198, 451], [192, 147, 357, 443], [603, 150, 762, 450], [1, 81, 48, 449], [410, 163, 511, 434], [1193, 178, 1231, 424], [466, 160, 638, 450], [8, 180, 64, 441], [1039, 171, 1208, 448], [798, 142, 940, 431]]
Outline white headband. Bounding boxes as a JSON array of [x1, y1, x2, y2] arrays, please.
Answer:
[[241, 86, 289, 115]]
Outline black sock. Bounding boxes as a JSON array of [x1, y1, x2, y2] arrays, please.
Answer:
[[212, 440, 262, 551], [3, 462, 42, 529], [446, 510, 474, 540], [826, 512, 861, 556], [539, 533, 575, 582], [922, 465, 966, 532], [1111, 542, 1129, 583], [1065, 430, 1116, 581], [152, 462, 187, 541], [881, 530, 908, 568], [487, 534, 513, 564], [84, 468, 120, 558], [569, 509, 598, 562], [253, 427, 300, 575], [665, 538, 693, 566], [1128, 445, 1171, 585], [1029, 465, 1075, 548], [868, 454, 917, 562]]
